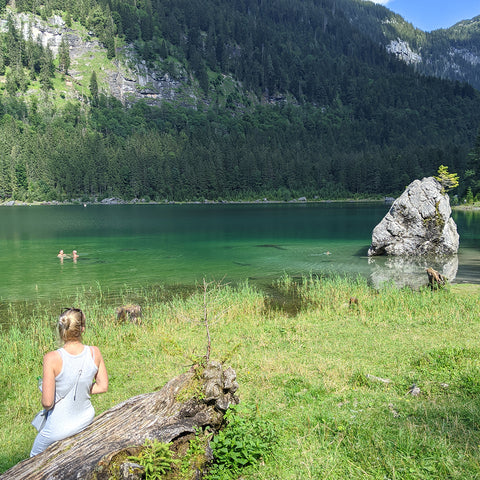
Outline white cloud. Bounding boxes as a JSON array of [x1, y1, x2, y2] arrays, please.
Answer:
[[366, 0, 391, 4]]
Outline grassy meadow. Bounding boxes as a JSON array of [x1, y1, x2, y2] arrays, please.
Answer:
[[1, 275, 480, 479]]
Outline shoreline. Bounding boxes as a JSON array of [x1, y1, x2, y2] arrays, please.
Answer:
[[2, 198, 479, 210], [452, 204, 480, 211], [0, 197, 388, 207]]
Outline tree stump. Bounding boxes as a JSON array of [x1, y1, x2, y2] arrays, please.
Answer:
[[1, 361, 239, 480], [426, 267, 446, 289]]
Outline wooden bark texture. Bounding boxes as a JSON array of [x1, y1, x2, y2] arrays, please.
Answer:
[[427, 267, 446, 288], [1, 361, 239, 480]]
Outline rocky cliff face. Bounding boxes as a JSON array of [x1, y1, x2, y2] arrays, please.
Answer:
[[103, 48, 189, 106], [341, 1, 480, 91], [368, 177, 459, 257], [386, 37, 480, 90], [386, 39, 422, 65], [392, 18, 480, 90], [1, 11, 193, 106]]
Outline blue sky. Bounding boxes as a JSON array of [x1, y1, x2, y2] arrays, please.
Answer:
[[368, 0, 480, 32]]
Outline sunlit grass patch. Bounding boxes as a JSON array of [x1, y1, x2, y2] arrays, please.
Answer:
[[1, 275, 480, 478]]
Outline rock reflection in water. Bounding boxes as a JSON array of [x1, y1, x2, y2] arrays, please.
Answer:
[[368, 255, 458, 289]]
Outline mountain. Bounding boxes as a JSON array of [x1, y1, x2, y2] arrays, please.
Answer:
[[423, 18, 480, 90], [0, 0, 479, 203], [338, 0, 480, 90]]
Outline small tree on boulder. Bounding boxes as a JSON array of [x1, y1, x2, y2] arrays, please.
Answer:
[[435, 165, 459, 194]]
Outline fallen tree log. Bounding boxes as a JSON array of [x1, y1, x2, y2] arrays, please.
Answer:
[[1, 361, 239, 480]]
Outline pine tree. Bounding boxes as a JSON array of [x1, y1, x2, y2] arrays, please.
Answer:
[[64, 10, 72, 28], [159, 40, 168, 59], [89, 70, 98, 105], [464, 128, 480, 198], [58, 34, 70, 74], [0, 49, 5, 76], [39, 46, 53, 91]]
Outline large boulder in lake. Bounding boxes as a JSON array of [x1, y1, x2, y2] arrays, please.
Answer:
[[368, 177, 459, 256]]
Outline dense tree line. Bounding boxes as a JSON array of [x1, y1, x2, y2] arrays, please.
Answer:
[[0, 90, 479, 202], [0, 0, 480, 202]]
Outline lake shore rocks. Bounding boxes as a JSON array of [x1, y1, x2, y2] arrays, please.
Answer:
[[0, 197, 381, 207], [368, 177, 459, 256]]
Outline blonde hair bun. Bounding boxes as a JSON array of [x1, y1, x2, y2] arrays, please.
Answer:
[[58, 308, 85, 342]]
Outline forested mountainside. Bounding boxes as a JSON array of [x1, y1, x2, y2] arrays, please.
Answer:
[[0, 0, 480, 203], [425, 18, 480, 90], [338, 0, 480, 91]]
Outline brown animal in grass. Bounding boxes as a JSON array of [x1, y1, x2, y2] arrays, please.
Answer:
[[116, 304, 142, 324]]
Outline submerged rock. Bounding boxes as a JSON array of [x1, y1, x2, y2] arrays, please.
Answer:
[[368, 254, 458, 289], [368, 177, 459, 256]]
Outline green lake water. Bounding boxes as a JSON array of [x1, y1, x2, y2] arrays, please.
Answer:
[[0, 203, 479, 304]]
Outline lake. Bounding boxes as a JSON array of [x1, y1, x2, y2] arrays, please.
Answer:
[[0, 202, 479, 305]]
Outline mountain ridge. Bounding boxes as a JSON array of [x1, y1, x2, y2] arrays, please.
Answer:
[[0, 0, 479, 203], [340, 0, 480, 90], [2, 1, 480, 106]]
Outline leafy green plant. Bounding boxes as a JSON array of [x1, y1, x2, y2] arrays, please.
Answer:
[[206, 404, 276, 480], [178, 428, 210, 479], [457, 367, 480, 396], [128, 439, 174, 480], [412, 347, 480, 375]]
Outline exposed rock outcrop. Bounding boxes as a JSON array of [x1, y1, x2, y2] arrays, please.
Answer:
[[386, 38, 422, 65], [106, 47, 187, 106], [0, 12, 191, 106], [368, 177, 459, 256]]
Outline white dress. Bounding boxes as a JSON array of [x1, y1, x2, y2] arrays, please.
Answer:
[[30, 345, 98, 456]]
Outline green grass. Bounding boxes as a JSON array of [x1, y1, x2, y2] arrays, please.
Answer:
[[1, 276, 480, 479]]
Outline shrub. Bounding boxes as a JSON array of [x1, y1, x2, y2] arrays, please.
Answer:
[[128, 439, 174, 480], [206, 404, 276, 479]]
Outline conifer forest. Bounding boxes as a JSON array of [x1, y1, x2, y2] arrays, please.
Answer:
[[1, 0, 480, 202]]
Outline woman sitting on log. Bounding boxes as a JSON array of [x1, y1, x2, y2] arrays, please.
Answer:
[[30, 308, 108, 456]]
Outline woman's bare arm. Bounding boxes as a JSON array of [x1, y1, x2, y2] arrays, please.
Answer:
[[41, 352, 59, 410], [91, 346, 108, 394]]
